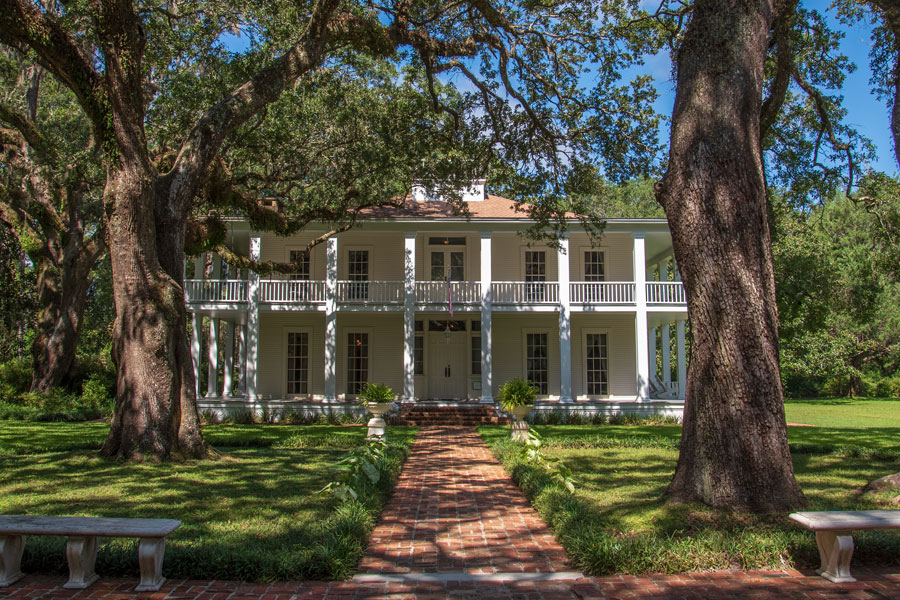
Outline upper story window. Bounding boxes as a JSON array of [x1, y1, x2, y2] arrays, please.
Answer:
[[584, 251, 605, 281], [347, 250, 369, 300], [525, 251, 546, 302], [431, 250, 464, 281], [289, 250, 310, 281]]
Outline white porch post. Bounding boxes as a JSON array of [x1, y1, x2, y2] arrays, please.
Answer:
[[648, 326, 657, 385], [222, 321, 235, 397], [480, 232, 493, 404], [206, 255, 222, 398], [402, 232, 416, 402], [634, 232, 650, 401], [660, 260, 671, 387], [237, 320, 247, 396], [676, 319, 687, 400], [558, 235, 572, 402], [324, 236, 338, 402], [190, 257, 204, 399], [246, 238, 261, 400]]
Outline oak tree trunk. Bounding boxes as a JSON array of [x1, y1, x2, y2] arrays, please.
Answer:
[[30, 251, 96, 392], [656, 0, 806, 512], [99, 165, 205, 461]]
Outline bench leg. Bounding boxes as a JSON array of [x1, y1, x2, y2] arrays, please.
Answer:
[[815, 530, 856, 583], [135, 537, 166, 592], [0, 535, 25, 587], [63, 535, 99, 589]]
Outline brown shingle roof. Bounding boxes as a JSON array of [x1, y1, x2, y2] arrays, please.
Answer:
[[358, 194, 536, 220]]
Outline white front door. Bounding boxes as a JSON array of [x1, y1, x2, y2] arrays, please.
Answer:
[[428, 331, 466, 399]]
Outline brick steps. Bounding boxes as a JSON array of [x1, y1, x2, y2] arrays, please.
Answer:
[[388, 404, 509, 426]]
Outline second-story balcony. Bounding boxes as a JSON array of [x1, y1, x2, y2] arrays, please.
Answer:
[[186, 279, 687, 310]]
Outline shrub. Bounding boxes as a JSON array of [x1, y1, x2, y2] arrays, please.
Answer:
[[225, 408, 256, 425], [497, 378, 537, 411], [80, 373, 115, 418], [0, 359, 32, 400], [199, 409, 220, 424], [872, 376, 900, 399], [358, 382, 395, 404]]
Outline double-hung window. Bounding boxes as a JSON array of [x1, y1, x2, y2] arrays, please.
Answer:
[[585, 333, 609, 396], [525, 332, 548, 394], [524, 251, 546, 302], [287, 332, 309, 395], [347, 332, 368, 394], [348, 250, 369, 301]]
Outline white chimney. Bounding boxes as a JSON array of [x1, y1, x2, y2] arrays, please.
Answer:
[[412, 179, 486, 203]]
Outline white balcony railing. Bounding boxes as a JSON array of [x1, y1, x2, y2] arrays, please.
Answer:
[[337, 280, 404, 304], [185, 279, 247, 303], [570, 282, 635, 304], [186, 279, 686, 308], [646, 282, 686, 304], [260, 280, 326, 304], [416, 281, 481, 305], [492, 281, 559, 305]]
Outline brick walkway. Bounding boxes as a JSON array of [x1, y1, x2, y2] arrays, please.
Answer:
[[358, 426, 572, 575]]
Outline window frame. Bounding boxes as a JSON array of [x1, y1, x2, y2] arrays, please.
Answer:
[[283, 328, 312, 398], [344, 329, 373, 396], [581, 329, 611, 398], [522, 329, 551, 396]]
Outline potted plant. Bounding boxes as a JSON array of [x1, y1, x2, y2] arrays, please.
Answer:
[[358, 382, 395, 439], [498, 378, 537, 441]]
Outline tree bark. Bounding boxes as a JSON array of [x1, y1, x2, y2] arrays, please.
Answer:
[[656, 0, 806, 512], [99, 165, 205, 461], [30, 253, 94, 392]]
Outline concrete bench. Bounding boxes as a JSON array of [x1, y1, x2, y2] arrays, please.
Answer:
[[789, 510, 900, 583], [0, 515, 181, 591]]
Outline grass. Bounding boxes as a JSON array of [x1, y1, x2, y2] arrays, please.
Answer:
[[0, 423, 416, 581], [784, 397, 900, 428], [480, 424, 900, 576]]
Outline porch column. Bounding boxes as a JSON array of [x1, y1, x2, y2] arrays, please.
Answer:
[[480, 231, 493, 404], [558, 235, 572, 402], [648, 326, 657, 384], [634, 232, 650, 401], [324, 235, 338, 402], [402, 232, 416, 402], [206, 255, 222, 398], [676, 319, 687, 400], [660, 260, 671, 386], [237, 320, 247, 396], [190, 256, 204, 399], [246, 238, 261, 400], [222, 321, 234, 397]]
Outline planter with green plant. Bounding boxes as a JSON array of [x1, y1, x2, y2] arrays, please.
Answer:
[[358, 383, 396, 439], [497, 378, 537, 441]]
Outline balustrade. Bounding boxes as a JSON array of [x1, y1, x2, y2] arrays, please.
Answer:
[[570, 282, 635, 304], [646, 282, 686, 304], [185, 279, 247, 303], [492, 281, 559, 304], [260, 280, 326, 304], [337, 280, 404, 304], [415, 281, 481, 305]]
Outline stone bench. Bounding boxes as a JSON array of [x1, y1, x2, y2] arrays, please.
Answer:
[[789, 510, 900, 583], [0, 515, 181, 591]]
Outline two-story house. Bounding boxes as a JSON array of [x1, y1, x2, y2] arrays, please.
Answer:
[[186, 181, 688, 418]]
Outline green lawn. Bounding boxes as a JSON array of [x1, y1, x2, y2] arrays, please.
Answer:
[[480, 424, 900, 576], [0, 423, 416, 581], [784, 397, 900, 428]]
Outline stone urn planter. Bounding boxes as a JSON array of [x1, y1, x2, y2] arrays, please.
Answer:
[[365, 402, 393, 440], [510, 405, 533, 442]]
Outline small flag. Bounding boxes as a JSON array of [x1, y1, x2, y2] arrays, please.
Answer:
[[446, 266, 453, 317]]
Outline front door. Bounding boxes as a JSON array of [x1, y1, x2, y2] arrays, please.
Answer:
[[428, 331, 466, 399]]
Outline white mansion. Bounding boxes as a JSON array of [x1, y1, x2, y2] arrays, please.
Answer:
[[187, 181, 689, 416]]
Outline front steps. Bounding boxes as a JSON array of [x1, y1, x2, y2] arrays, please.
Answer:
[[388, 403, 508, 427]]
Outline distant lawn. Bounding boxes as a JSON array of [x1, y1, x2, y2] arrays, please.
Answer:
[[784, 397, 900, 428], [480, 424, 900, 576], [0, 424, 416, 581]]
